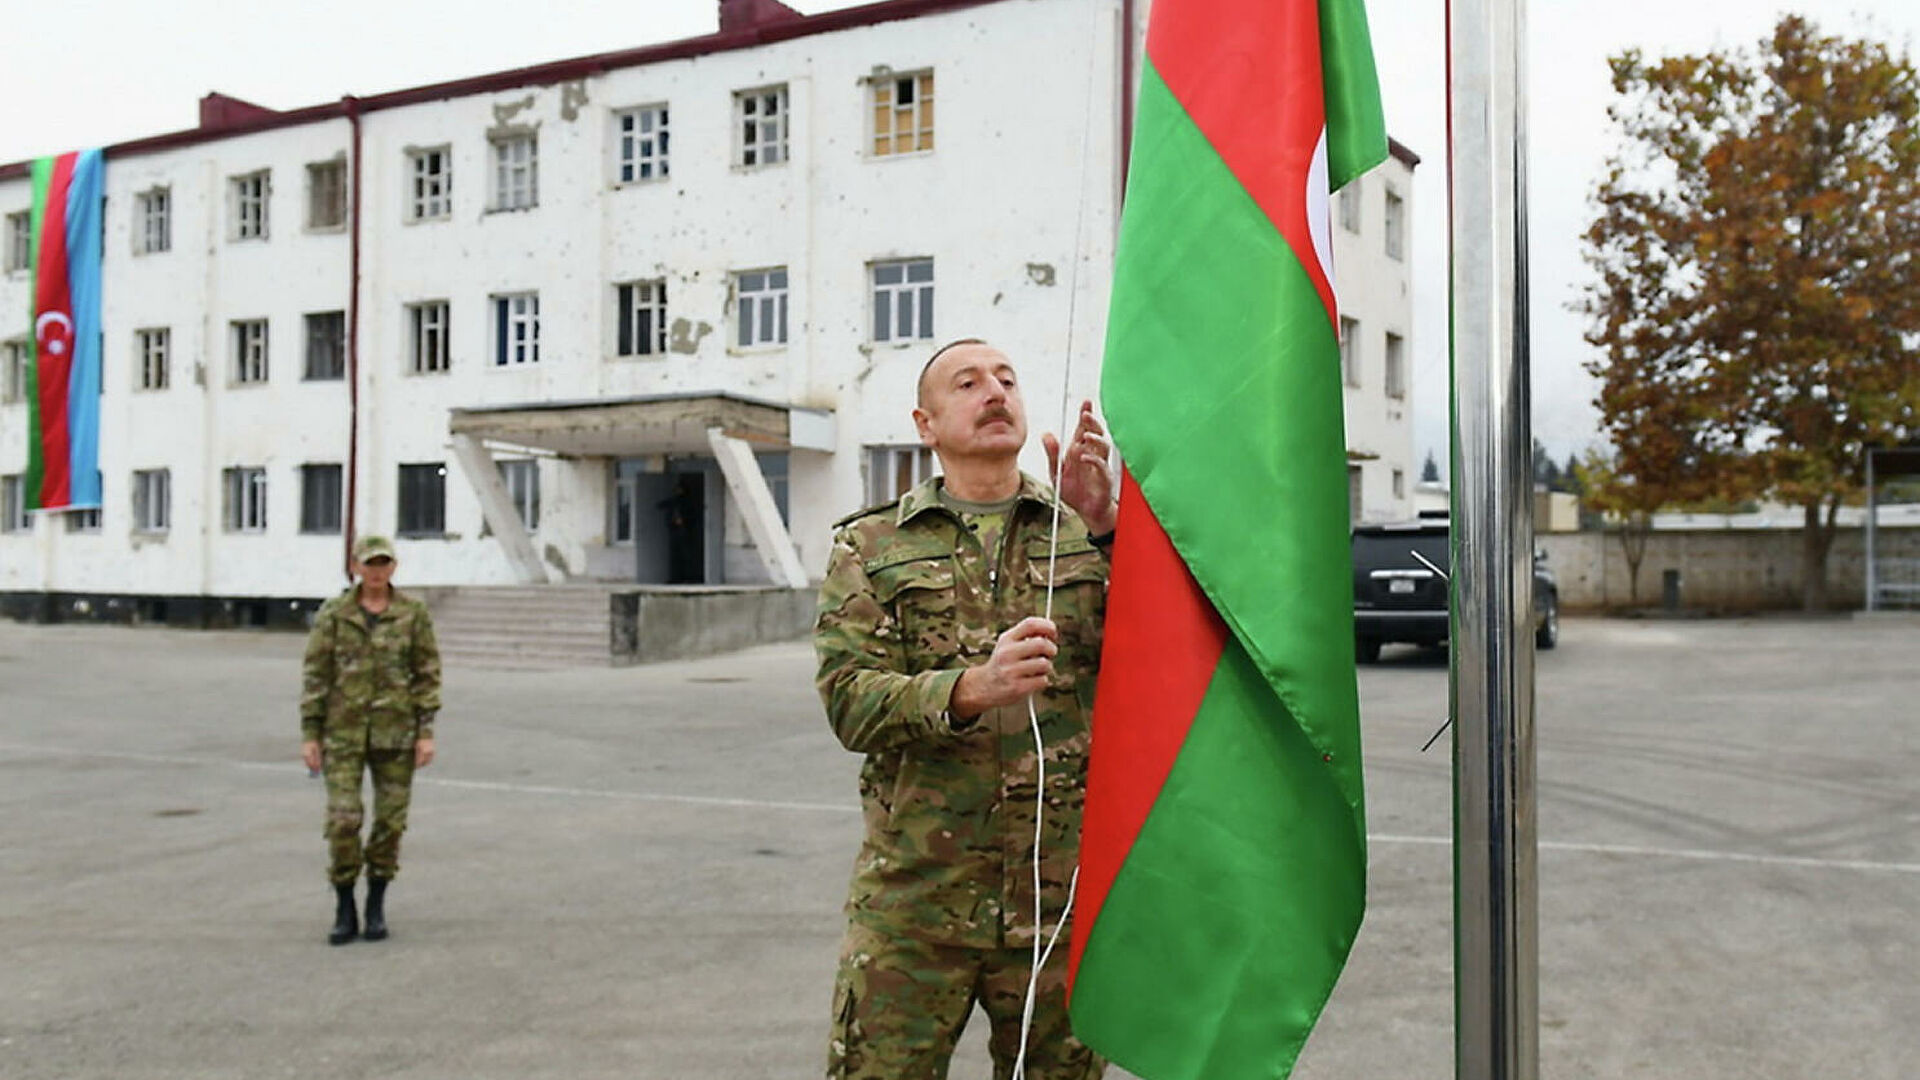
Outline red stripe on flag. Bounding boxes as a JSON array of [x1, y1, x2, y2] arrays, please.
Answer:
[[1146, 2, 1334, 322], [34, 153, 78, 509], [1069, 470, 1229, 993]]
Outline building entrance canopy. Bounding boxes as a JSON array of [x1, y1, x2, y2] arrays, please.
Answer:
[[448, 391, 836, 458]]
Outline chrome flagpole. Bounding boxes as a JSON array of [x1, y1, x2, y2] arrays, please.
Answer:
[[1446, 0, 1538, 1077]]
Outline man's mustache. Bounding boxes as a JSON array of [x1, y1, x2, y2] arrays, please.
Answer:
[[977, 407, 1016, 427]]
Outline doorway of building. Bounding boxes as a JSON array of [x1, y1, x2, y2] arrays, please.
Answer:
[[617, 458, 720, 585]]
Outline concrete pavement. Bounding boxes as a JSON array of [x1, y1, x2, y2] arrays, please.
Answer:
[[0, 616, 1913, 1078]]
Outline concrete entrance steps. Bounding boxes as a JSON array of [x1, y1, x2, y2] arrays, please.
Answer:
[[429, 584, 622, 669]]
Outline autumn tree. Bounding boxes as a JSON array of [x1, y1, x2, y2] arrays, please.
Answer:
[[1582, 15, 1920, 610]]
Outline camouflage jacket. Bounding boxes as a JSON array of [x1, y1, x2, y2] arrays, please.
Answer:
[[300, 586, 442, 749], [815, 473, 1109, 948]]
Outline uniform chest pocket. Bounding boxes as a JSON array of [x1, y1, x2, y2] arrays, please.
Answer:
[[1026, 539, 1107, 641], [868, 553, 958, 669]]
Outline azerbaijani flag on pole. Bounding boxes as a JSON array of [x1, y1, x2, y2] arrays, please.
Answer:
[[1067, 1, 1386, 1077], [26, 149, 106, 512]]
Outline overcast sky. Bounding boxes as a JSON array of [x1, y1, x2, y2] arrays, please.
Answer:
[[3, 0, 1913, 474]]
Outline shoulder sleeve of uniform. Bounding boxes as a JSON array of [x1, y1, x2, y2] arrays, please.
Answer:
[[834, 499, 900, 531]]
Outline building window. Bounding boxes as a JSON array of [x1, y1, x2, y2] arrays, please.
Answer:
[[1392, 468, 1406, 501], [871, 71, 934, 156], [490, 133, 538, 211], [300, 463, 343, 534], [136, 189, 171, 254], [867, 445, 937, 505], [307, 159, 347, 230], [408, 301, 450, 373], [1348, 465, 1363, 525], [733, 268, 788, 349], [614, 105, 670, 183], [872, 258, 934, 343], [397, 463, 446, 537], [736, 86, 788, 167], [135, 328, 169, 391], [232, 319, 269, 384], [1, 474, 27, 532], [223, 467, 268, 532], [133, 469, 170, 533], [408, 147, 452, 221], [1385, 332, 1406, 400], [66, 504, 102, 534], [499, 459, 539, 530], [616, 280, 668, 357], [230, 170, 269, 240], [611, 466, 635, 544], [4, 211, 28, 272], [492, 293, 540, 366], [1339, 316, 1360, 388], [1384, 188, 1405, 260], [304, 311, 346, 381], [1338, 182, 1361, 233], [3, 338, 28, 403]]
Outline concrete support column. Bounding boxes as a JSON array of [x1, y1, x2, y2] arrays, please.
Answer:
[[706, 427, 808, 588], [450, 433, 550, 584]]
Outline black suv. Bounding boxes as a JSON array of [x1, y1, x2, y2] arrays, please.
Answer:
[[1351, 517, 1559, 663]]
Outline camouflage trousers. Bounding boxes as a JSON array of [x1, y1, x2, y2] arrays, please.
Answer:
[[828, 918, 1105, 1080], [322, 738, 415, 885]]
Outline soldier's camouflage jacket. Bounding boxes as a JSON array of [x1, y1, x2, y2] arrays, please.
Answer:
[[301, 586, 442, 748], [815, 473, 1109, 949]]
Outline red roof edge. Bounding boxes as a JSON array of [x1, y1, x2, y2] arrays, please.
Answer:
[[1389, 136, 1421, 169], [200, 92, 282, 130], [0, 0, 1009, 177]]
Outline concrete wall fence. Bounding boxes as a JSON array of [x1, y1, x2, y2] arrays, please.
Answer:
[[1538, 526, 1920, 612]]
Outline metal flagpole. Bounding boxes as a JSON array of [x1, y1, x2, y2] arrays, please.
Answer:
[[1446, 0, 1538, 1077]]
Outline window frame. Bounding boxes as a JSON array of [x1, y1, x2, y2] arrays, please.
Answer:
[[1384, 331, 1407, 400], [396, 462, 447, 538], [223, 466, 269, 533], [489, 133, 539, 212], [612, 104, 671, 185], [229, 170, 270, 241], [735, 85, 789, 168], [132, 468, 171, 534], [231, 319, 270, 385], [869, 70, 935, 158], [303, 311, 346, 382], [1384, 186, 1405, 261], [1339, 316, 1361, 388], [870, 258, 935, 344], [615, 279, 669, 358], [491, 292, 541, 367], [1, 474, 28, 533], [732, 268, 789, 350], [867, 445, 938, 506], [407, 300, 451, 374], [305, 159, 348, 231], [135, 188, 172, 254], [3, 210, 29, 273], [498, 459, 540, 531], [407, 146, 453, 222], [3, 337, 29, 403], [1338, 182, 1362, 234], [299, 463, 344, 535], [135, 328, 170, 391]]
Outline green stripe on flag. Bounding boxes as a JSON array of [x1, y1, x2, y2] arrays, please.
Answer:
[[23, 158, 52, 510]]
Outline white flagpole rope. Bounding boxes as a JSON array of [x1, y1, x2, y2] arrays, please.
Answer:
[[1011, 18, 1104, 1078]]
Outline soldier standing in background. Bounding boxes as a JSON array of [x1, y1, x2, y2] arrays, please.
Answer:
[[814, 339, 1118, 1078], [300, 535, 441, 946]]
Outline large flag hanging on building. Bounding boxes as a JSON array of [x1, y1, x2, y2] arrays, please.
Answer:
[[1067, 1, 1386, 1078], [26, 149, 105, 512]]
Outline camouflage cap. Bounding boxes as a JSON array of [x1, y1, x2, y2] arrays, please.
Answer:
[[352, 535, 397, 562]]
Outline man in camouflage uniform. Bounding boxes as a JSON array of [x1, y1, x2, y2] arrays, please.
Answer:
[[816, 339, 1118, 1079], [300, 535, 441, 945]]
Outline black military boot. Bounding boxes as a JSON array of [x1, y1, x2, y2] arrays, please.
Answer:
[[328, 882, 358, 945], [361, 877, 390, 941]]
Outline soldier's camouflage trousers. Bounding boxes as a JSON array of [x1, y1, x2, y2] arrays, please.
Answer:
[[828, 918, 1105, 1080], [323, 738, 415, 885]]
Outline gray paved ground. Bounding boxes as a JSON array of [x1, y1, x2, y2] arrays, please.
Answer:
[[0, 616, 1914, 1079]]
